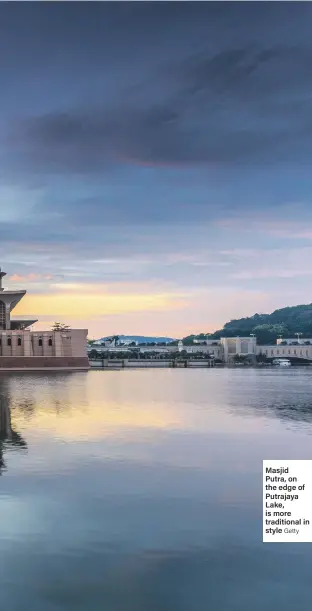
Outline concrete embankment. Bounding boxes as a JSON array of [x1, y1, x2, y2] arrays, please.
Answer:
[[89, 359, 215, 369], [0, 357, 90, 371]]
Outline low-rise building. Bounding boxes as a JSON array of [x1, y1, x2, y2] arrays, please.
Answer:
[[221, 336, 257, 362], [88, 330, 312, 365], [258, 343, 312, 360], [276, 338, 312, 345]]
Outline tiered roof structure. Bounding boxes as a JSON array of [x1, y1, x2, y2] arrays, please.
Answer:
[[0, 268, 37, 330]]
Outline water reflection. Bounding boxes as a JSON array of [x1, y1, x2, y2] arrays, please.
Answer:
[[0, 370, 312, 611], [0, 378, 27, 475], [3, 369, 312, 441], [254, 398, 312, 424], [224, 369, 312, 427]]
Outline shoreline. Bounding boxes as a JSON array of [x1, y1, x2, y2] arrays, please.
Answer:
[[89, 359, 312, 370]]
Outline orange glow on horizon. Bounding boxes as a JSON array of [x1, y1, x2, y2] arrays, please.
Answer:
[[10, 281, 273, 338], [12, 287, 188, 319]]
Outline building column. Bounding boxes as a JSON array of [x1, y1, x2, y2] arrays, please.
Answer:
[[53, 332, 63, 356], [5, 303, 10, 330], [23, 332, 32, 356], [220, 339, 227, 363]]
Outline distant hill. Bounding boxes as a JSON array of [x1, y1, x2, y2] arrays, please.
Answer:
[[183, 304, 312, 345], [94, 335, 176, 345]]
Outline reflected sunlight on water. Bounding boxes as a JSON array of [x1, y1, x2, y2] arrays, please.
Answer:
[[1, 368, 312, 610]]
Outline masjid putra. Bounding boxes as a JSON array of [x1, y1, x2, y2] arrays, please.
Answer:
[[0, 268, 89, 370]]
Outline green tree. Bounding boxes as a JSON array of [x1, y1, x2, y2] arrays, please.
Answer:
[[182, 335, 196, 345], [111, 335, 120, 343], [206, 303, 312, 344], [51, 322, 71, 331], [196, 333, 210, 340], [232, 354, 246, 363]]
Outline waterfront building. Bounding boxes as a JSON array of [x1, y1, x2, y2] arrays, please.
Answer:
[[276, 337, 312, 345], [259, 342, 312, 361], [218, 336, 312, 363], [220, 336, 257, 361], [0, 268, 89, 370], [90, 335, 312, 364], [188, 336, 312, 363]]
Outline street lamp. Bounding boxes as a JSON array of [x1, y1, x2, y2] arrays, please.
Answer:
[[295, 332, 303, 343]]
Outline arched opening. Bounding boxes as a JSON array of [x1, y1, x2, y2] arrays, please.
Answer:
[[0, 301, 5, 330]]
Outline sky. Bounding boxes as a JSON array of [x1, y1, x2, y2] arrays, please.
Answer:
[[1, 2, 312, 339]]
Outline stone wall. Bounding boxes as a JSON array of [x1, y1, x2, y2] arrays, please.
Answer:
[[0, 356, 90, 369], [0, 329, 88, 359]]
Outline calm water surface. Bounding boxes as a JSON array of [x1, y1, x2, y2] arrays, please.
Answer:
[[1, 368, 312, 610]]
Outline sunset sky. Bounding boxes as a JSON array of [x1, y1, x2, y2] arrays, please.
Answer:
[[1, 2, 312, 339]]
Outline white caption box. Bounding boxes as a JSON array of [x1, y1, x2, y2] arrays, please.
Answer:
[[263, 460, 312, 542]]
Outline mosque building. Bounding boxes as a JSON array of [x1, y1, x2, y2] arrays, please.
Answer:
[[0, 268, 89, 370]]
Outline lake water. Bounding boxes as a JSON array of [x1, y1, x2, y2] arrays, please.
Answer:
[[1, 368, 312, 610]]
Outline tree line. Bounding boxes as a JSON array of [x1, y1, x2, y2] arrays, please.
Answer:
[[183, 304, 312, 345]]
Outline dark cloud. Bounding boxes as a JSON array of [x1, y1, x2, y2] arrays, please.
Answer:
[[2, 2, 312, 230], [0, 2, 311, 175], [174, 45, 304, 103], [7, 39, 312, 173]]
